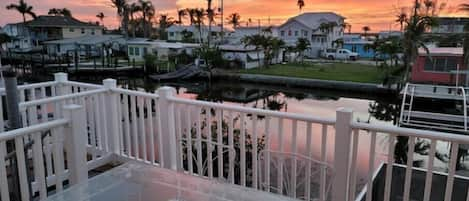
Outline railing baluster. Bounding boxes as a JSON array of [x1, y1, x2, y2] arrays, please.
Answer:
[[117, 95, 124, 156], [320, 125, 328, 201], [278, 117, 284, 193], [52, 127, 65, 192], [365, 131, 377, 201], [383, 134, 396, 201], [176, 104, 184, 168], [349, 129, 360, 201], [138, 97, 147, 162], [403, 136, 415, 201], [228, 111, 235, 183], [291, 120, 297, 198], [15, 137, 30, 201], [123, 95, 131, 157], [93, 94, 103, 152], [44, 137, 54, 177], [264, 117, 271, 192], [33, 132, 47, 199], [155, 99, 164, 166], [217, 109, 223, 179], [146, 98, 155, 165], [130, 95, 139, 159], [444, 142, 459, 201], [99, 93, 109, 152], [252, 114, 258, 189], [196, 107, 203, 176], [240, 113, 246, 186], [0, 141, 10, 201], [207, 107, 213, 178], [423, 139, 437, 201], [186, 105, 193, 172], [87, 95, 97, 160], [304, 122, 312, 200]]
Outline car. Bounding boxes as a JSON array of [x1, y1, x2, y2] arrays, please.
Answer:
[[323, 48, 359, 61]]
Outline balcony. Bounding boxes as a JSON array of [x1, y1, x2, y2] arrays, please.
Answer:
[[0, 73, 469, 201]]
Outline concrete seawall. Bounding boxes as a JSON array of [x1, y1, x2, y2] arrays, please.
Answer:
[[207, 72, 397, 95]]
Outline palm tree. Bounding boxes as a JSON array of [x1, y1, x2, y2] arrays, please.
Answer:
[[177, 9, 187, 24], [187, 8, 197, 25], [6, 0, 36, 29], [296, 38, 310, 64], [129, 3, 142, 38], [271, 38, 285, 63], [158, 14, 175, 40], [111, 0, 129, 38], [206, 0, 214, 46], [362, 26, 371, 37], [297, 0, 305, 12], [460, 3, 469, 12], [423, 0, 435, 15], [396, 12, 408, 31], [139, 0, 155, 38], [227, 13, 241, 29], [194, 8, 206, 44], [96, 12, 105, 27]]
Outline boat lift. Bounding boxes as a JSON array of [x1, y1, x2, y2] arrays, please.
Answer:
[[400, 83, 469, 133]]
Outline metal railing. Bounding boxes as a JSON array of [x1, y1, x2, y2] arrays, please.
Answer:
[[1, 74, 469, 201]]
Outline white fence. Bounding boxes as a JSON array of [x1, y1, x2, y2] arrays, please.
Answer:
[[1, 73, 469, 201]]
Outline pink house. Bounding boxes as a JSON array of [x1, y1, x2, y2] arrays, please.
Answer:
[[411, 47, 465, 85]]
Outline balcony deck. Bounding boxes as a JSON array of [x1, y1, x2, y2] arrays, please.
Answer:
[[1, 73, 469, 201]]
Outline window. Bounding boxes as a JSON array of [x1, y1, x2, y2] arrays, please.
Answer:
[[169, 32, 174, 37], [280, 31, 285, 36], [69, 28, 75, 32], [81, 28, 85, 34], [423, 57, 460, 72], [294, 31, 299, 36], [303, 30, 308, 37], [288, 30, 292, 36], [135, 47, 140, 56], [128, 47, 134, 56]]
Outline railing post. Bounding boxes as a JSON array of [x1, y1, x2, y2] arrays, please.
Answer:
[[103, 79, 120, 154], [63, 104, 88, 185], [157, 87, 179, 170], [54, 72, 70, 96], [333, 108, 354, 201]]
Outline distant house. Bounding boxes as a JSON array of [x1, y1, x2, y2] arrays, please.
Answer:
[[378, 31, 402, 39], [219, 44, 283, 69], [343, 40, 374, 59], [431, 17, 469, 34], [277, 12, 345, 58], [166, 25, 232, 43], [127, 38, 200, 62], [229, 26, 278, 44], [3, 15, 103, 52], [411, 47, 465, 85], [44, 34, 125, 57]]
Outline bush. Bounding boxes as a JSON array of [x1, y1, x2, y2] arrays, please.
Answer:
[[143, 54, 158, 73]]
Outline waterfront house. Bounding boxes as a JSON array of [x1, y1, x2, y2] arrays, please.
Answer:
[[3, 15, 102, 52], [342, 34, 374, 59], [127, 38, 199, 62], [431, 17, 469, 34], [167, 25, 232, 43], [411, 47, 465, 85], [219, 44, 280, 69], [277, 12, 345, 58], [229, 26, 278, 44], [44, 34, 125, 57]]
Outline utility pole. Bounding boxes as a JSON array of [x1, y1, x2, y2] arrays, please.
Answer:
[[220, 0, 224, 43]]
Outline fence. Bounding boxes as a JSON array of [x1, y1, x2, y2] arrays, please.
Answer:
[[1, 73, 469, 201]]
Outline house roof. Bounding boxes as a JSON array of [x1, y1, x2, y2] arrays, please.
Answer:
[[167, 25, 233, 33], [23, 15, 100, 28], [219, 44, 258, 52], [44, 34, 124, 45], [436, 17, 469, 25], [127, 39, 200, 49], [279, 12, 345, 30], [418, 47, 463, 57]]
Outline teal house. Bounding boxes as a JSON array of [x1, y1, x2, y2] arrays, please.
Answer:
[[343, 40, 375, 59]]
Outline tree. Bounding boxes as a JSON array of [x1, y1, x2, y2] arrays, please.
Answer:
[[187, 8, 197, 25], [271, 38, 285, 63], [49, 8, 72, 17], [0, 33, 12, 50], [297, 0, 305, 12], [111, 0, 129, 38], [227, 13, 241, 29], [396, 12, 408, 31], [206, 0, 215, 47], [96, 12, 105, 27], [295, 38, 310, 64], [362, 26, 371, 37], [177, 9, 187, 24], [158, 14, 175, 40], [242, 34, 279, 68], [6, 0, 36, 35], [194, 8, 206, 44], [129, 3, 142, 38], [139, 0, 155, 38]]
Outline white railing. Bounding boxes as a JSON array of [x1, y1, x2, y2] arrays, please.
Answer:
[[2, 74, 469, 201]]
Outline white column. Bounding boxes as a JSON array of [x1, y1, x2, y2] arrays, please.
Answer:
[[332, 108, 353, 201], [157, 87, 179, 170], [63, 104, 88, 185], [54, 72, 70, 96], [103, 79, 120, 155]]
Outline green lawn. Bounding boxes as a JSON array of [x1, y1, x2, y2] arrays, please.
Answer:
[[234, 62, 386, 84]]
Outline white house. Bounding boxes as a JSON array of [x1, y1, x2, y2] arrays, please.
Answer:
[[277, 12, 345, 58], [229, 26, 278, 44], [127, 38, 200, 62], [219, 44, 283, 69], [44, 34, 125, 57], [167, 25, 232, 43]]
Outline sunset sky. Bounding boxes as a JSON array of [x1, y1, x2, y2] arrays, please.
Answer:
[[0, 0, 467, 32]]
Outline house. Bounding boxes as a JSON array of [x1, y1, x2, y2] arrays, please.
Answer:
[[378, 31, 402, 39], [229, 26, 278, 44], [44, 34, 125, 57], [343, 40, 374, 59], [167, 25, 232, 43], [219, 44, 283, 69], [431, 17, 469, 34], [277, 12, 345, 58], [411, 47, 465, 85], [127, 38, 199, 62], [3, 15, 103, 52]]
